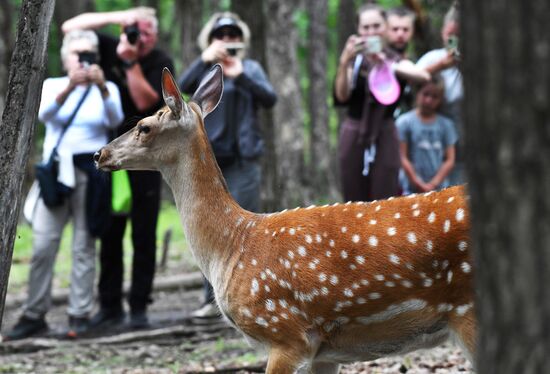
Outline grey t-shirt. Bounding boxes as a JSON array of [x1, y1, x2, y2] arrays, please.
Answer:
[[397, 110, 458, 191]]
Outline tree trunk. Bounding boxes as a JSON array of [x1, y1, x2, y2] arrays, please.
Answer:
[[0, 0, 55, 328], [231, 1, 280, 212], [0, 0, 15, 115], [176, 1, 203, 71], [53, 0, 93, 27], [264, 0, 306, 208], [410, 0, 454, 57], [306, 0, 338, 202], [463, 1, 550, 372]]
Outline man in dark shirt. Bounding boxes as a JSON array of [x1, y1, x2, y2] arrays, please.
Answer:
[[62, 7, 174, 329]]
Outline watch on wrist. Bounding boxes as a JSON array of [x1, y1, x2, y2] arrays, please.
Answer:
[[121, 59, 138, 70]]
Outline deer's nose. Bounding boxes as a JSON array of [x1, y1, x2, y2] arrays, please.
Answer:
[[93, 150, 102, 163]]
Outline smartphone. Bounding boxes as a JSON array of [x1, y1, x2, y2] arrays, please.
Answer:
[[365, 35, 382, 55], [224, 42, 245, 56], [446, 36, 459, 51]]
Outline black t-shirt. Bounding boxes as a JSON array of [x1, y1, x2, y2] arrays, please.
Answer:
[[97, 33, 174, 135]]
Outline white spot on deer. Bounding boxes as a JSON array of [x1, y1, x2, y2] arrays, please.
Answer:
[[251, 279, 259, 295], [352, 234, 360, 243], [428, 212, 436, 223], [325, 251, 332, 257], [401, 280, 413, 288], [394, 213, 401, 219], [461, 262, 472, 273], [287, 251, 294, 260], [369, 236, 378, 247], [374, 274, 385, 281], [272, 231, 277, 237], [316, 234, 322, 243], [314, 317, 325, 325], [344, 288, 354, 297], [447, 271, 453, 284], [280, 227, 286, 233], [369, 219, 377, 225], [271, 327, 278, 333], [357, 213, 364, 218], [437, 303, 454, 313], [329, 240, 335, 247], [256, 317, 269, 327], [278, 299, 288, 309], [456, 303, 473, 316], [240, 307, 253, 318], [340, 250, 348, 259], [264, 229, 269, 235], [444, 220, 451, 233], [385, 281, 396, 287], [284, 260, 291, 269], [360, 279, 369, 286], [413, 210, 420, 217], [298, 246, 307, 257], [432, 260, 439, 268], [412, 203, 419, 209], [356, 299, 427, 325], [319, 273, 327, 282], [265, 285, 271, 292], [289, 228, 296, 235], [281, 313, 289, 320], [423, 278, 433, 287], [458, 241, 468, 251], [321, 287, 329, 295], [352, 283, 360, 289], [375, 205, 381, 211], [389, 254, 400, 265], [266, 299, 276, 312], [368, 292, 381, 300], [251, 259, 257, 266], [442, 260, 450, 269], [426, 240, 434, 252], [356, 256, 365, 264], [308, 262, 316, 270], [238, 262, 244, 269], [260, 272, 267, 280], [330, 275, 339, 285], [447, 197, 455, 203], [356, 297, 367, 304], [305, 235, 313, 244], [290, 306, 300, 315], [341, 226, 348, 233], [456, 208, 465, 222], [349, 264, 357, 270], [336, 316, 350, 325], [406, 263, 415, 271], [387, 227, 396, 236], [407, 232, 417, 244]]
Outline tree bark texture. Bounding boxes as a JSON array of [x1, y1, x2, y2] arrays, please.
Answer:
[[306, 0, 339, 202], [0, 0, 15, 115], [463, 1, 550, 372], [0, 0, 55, 328], [264, 0, 306, 208], [176, 0, 203, 69], [231, 1, 280, 212]]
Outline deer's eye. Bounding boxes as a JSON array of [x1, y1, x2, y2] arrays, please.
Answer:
[[138, 125, 151, 134]]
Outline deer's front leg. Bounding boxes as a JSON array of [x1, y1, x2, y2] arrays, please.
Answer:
[[266, 346, 307, 374]]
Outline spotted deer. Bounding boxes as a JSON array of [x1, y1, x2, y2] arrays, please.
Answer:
[[95, 66, 476, 373]]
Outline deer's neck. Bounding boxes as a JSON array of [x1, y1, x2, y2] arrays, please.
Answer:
[[160, 133, 256, 284]]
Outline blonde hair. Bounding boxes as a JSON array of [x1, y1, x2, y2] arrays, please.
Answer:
[[60, 29, 99, 62]]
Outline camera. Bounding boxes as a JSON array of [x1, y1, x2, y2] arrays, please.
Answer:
[[124, 23, 140, 45], [78, 51, 98, 67], [446, 35, 460, 56], [224, 42, 244, 56]]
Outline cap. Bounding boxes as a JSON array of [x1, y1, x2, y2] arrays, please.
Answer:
[[209, 16, 243, 38], [368, 61, 401, 105]]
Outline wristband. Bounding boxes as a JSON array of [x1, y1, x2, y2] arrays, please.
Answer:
[[121, 59, 138, 70]]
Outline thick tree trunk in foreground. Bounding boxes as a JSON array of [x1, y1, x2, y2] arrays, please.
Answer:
[[0, 0, 55, 328], [264, 0, 306, 208], [0, 0, 15, 115], [463, 1, 550, 372]]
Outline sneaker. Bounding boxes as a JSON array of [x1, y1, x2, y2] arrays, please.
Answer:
[[3, 315, 48, 341], [89, 308, 126, 329], [65, 316, 90, 339], [190, 303, 220, 319], [129, 310, 150, 329]]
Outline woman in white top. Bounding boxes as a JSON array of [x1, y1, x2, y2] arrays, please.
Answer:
[[5, 30, 123, 341]]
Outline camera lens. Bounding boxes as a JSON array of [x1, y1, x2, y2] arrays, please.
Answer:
[[124, 24, 140, 45]]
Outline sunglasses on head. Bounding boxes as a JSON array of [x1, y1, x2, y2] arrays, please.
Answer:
[[211, 27, 242, 39]]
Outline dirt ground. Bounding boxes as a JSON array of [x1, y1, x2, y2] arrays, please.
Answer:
[[0, 272, 474, 374]]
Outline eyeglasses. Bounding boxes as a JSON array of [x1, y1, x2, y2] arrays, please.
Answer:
[[211, 27, 242, 40]]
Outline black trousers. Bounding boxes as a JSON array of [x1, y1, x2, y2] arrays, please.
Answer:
[[98, 170, 161, 312]]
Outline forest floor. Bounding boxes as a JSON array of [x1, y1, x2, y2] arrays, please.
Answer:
[[0, 268, 474, 374]]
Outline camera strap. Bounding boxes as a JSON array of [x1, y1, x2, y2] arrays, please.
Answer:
[[53, 85, 92, 153]]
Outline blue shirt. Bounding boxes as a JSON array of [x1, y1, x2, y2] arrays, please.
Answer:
[[397, 110, 457, 191]]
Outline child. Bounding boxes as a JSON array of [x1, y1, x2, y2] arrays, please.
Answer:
[[397, 75, 457, 194]]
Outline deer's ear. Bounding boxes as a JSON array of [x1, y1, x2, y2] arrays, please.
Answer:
[[162, 68, 184, 117], [191, 64, 223, 118]]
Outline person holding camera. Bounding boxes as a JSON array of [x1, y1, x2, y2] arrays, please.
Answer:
[[178, 12, 277, 319], [3, 30, 124, 341], [416, 4, 463, 185], [334, 3, 428, 202], [62, 7, 174, 329]]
